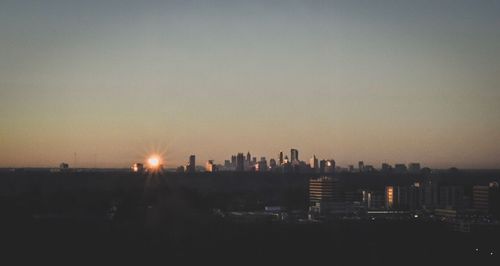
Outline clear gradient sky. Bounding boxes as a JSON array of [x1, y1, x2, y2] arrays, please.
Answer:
[[1, 0, 499, 168]]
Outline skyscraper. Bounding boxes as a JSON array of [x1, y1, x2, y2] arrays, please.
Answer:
[[309, 177, 343, 215], [257, 157, 268, 172], [231, 155, 237, 167], [291, 149, 299, 162], [310, 155, 319, 172], [279, 152, 284, 165], [236, 153, 245, 171], [319, 160, 327, 174], [246, 152, 251, 163], [324, 160, 335, 174], [187, 155, 196, 173], [269, 158, 277, 169]]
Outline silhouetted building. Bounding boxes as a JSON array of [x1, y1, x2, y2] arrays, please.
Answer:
[[408, 163, 421, 173], [291, 149, 299, 162], [490, 182, 500, 219], [324, 159, 335, 174], [473, 185, 490, 213], [362, 190, 372, 209], [246, 152, 251, 163], [236, 153, 245, 171], [364, 165, 375, 172], [279, 151, 284, 165], [358, 161, 364, 172], [60, 162, 69, 170], [381, 163, 392, 173], [394, 164, 408, 174], [269, 158, 277, 170], [257, 157, 267, 172], [231, 155, 237, 167], [423, 181, 439, 209], [408, 182, 424, 210], [319, 160, 327, 174], [187, 155, 196, 173], [439, 186, 465, 209]]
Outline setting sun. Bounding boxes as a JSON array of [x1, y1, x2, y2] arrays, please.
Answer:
[[147, 156, 160, 168]]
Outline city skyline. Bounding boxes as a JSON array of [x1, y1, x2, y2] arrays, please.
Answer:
[[1, 1, 500, 169]]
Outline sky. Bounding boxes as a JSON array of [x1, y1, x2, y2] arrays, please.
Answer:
[[1, 0, 499, 169]]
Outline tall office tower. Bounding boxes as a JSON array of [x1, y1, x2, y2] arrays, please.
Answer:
[[279, 152, 284, 165], [358, 161, 364, 172], [490, 182, 500, 219], [408, 163, 421, 173], [439, 186, 465, 209], [385, 186, 408, 210], [205, 160, 217, 172], [291, 149, 299, 162], [187, 155, 196, 173], [324, 160, 336, 174], [257, 157, 268, 172], [252, 157, 257, 164], [269, 158, 277, 169], [423, 181, 439, 209], [246, 152, 251, 163], [408, 182, 424, 210], [362, 190, 372, 209], [310, 155, 319, 171], [473, 185, 490, 212], [309, 176, 343, 215], [319, 160, 327, 174], [236, 153, 245, 171], [386, 186, 394, 209], [472, 182, 500, 218], [231, 155, 237, 167]]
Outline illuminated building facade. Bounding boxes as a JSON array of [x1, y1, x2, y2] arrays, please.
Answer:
[[309, 177, 343, 215]]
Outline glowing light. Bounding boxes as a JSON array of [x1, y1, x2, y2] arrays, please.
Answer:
[[148, 156, 160, 168]]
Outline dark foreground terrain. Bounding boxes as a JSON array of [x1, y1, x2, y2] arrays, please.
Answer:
[[1, 170, 499, 265]]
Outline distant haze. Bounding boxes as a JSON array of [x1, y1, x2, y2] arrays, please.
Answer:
[[1, 1, 499, 168]]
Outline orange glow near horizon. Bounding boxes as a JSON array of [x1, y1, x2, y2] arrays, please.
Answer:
[[147, 156, 161, 169]]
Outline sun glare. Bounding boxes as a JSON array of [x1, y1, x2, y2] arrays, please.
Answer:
[[148, 156, 160, 168]]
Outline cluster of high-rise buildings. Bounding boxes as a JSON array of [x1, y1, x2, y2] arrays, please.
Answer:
[[172, 148, 425, 175], [309, 176, 500, 231], [176, 149, 338, 174]]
